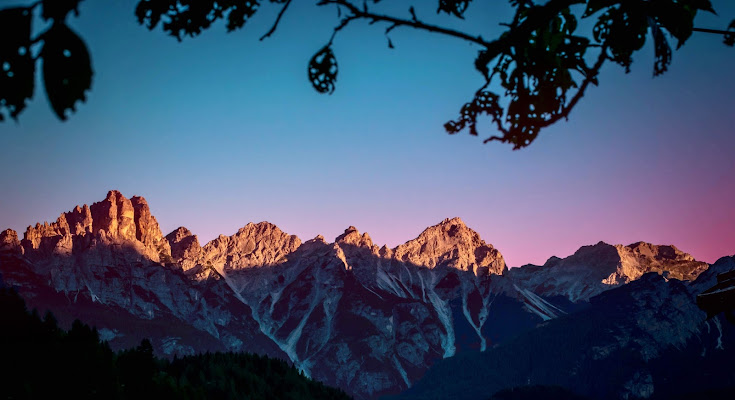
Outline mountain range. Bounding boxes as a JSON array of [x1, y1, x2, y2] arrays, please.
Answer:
[[0, 190, 732, 399]]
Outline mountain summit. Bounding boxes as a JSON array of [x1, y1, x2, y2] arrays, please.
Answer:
[[508, 240, 709, 302], [392, 217, 507, 276], [0, 190, 723, 400], [20, 190, 171, 263]]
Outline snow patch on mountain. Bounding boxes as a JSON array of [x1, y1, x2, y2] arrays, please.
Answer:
[[514, 284, 565, 321]]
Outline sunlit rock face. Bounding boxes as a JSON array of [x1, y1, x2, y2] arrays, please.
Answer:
[[165, 227, 202, 271], [0, 190, 722, 400], [20, 190, 171, 263], [0, 229, 21, 254], [130, 195, 171, 260], [200, 221, 301, 274], [1, 191, 285, 363], [202, 221, 518, 399], [507, 241, 708, 302], [392, 217, 507, 276]]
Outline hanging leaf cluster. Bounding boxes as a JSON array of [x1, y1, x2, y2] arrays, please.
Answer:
[[308, 46, 338, 94], [444, 91, 503, 137], [2, 0, 733, 150], [447, 0, 722, 149], [135, 0, 262, 39], [449, 3, 594, 149], [0, 0, 92, 121]]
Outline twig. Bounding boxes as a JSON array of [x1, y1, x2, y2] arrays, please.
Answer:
[[317, 0, 491, 47], [692, 27, 732, 35], [260, 0, 293, 41], [483, 46, 608, 144], [318, 0, 590, 67], [545, 46, 608, 127]]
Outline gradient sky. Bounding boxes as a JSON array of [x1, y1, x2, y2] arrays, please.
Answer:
[[1, 1, 734, 267]]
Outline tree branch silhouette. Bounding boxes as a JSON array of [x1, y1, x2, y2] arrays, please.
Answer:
[[316, 0, 493, 47], [260, 0, 293, 41], [1, 0, 733, 150]]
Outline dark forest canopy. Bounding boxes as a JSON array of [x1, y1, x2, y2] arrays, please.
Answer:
[[0, 287, 351, 400], [1, 0, 733, 149]]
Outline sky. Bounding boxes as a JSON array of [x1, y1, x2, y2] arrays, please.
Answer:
[[1, 1, 734, 267]]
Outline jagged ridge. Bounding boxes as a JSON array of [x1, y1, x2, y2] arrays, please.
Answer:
[[0, 190, 719, 400]]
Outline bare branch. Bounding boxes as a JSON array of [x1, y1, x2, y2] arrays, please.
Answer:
[[260, 0, 293, 41], [540, 46, 608, 128], [318, 0, 590, 69], [692, 27, 733, 35], [483, 47, 608, 145], [317, 0, 492, 47]]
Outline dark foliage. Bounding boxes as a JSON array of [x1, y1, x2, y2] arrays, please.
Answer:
[[0, 1, 732, 150], [0, 0, 92, 122], [0, 287, 351, 400], [0, 7, 34, 121]]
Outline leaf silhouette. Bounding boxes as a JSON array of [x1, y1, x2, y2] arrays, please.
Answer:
[[41, 0, 83, 22], [651, 19, 672, 76], [0, 7, 34, 121], [437, 0, 472, 19], [136, 0, 261, 40], [308, 45, 338, 94], [41, 23, 93, 120]]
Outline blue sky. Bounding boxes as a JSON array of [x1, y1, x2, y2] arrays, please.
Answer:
[[1, 1, 734, 266]]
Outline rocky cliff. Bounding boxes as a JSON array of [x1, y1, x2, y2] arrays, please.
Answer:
[[0, 190, 723, 400], [19, 190, 171, 263], [507, 241, 709, 302]]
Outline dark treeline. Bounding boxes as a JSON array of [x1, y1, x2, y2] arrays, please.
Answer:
[[0, 288, 351, 400]]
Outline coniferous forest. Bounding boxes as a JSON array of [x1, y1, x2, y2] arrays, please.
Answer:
[[0, 288, 351, 400]]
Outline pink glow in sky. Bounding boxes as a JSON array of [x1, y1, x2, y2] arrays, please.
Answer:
[[1, 1, 733, 267]]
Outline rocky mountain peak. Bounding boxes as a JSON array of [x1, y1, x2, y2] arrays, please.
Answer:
[[614, 241, 707, 282], [623, 241, 694, 262], [165, 227, 201, 271], [543, 255, 562, 267], [20, 190, 171, 263], [0, 229, 21, 254], [438, 216, 467, 228], [570, 241, 621, 266], [335, 226, 374, 249], [130, 195, 171, 260], [391, 218, 506, 276], [509, 240, 709, 302], [89, 190, 137, 240], [200, 221, 301, 271], [166, 226, 194, 244]]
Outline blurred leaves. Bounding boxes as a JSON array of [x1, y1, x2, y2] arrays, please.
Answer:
[[452, 4, 595, 149], [445, 91, 503, 137], [308, 45, 338, 94], [41, 0, 82, 21], [450, 0, 726, 149], [135, 0, 261, 39], [651, 19, 672, 76], [0, 8, 34, 121], [589, 0, 717, 73], [0, 0, 93, 121], [1, 0, 733, 149], [438, 0, 472, 19], [41, 24, 93, 121]]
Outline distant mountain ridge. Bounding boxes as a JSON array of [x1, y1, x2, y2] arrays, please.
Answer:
[[0, 190, 725, 399], [508, 240, 708, 302]]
